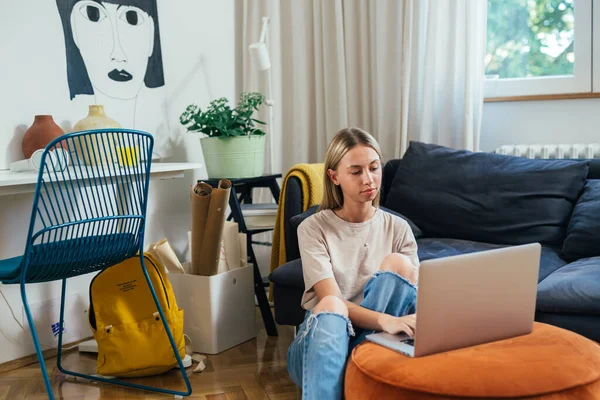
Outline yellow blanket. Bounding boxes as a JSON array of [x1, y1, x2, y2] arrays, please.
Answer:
[[270, 163, 324, 279]]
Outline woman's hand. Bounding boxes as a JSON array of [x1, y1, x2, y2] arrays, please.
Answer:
[[379, 314, 416, 337]]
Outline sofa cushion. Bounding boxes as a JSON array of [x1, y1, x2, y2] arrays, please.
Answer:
[[381, 158, 403, 206], [379, 206, 423, 239], [562, 180, 600, 261], [386, 141, 589, 247], [417, 238, 566, 282], [535, 312, 600, 342], [537, 256, 600, 314], [417, 238, 503, 260]]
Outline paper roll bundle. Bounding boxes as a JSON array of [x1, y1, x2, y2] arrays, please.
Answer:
[[190, 179, 232, 275], [149, 238, 185, 274], [216, 221, 247, 274], [239, 232, 247, 267], [199, 179, 231, 275], [190, 182, 212, 275]]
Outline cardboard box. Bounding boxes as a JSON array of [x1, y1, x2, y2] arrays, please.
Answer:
[[169, 264, 256, 354]]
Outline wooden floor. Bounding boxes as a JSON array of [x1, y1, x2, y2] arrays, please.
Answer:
[[0, 309, 301, 400]]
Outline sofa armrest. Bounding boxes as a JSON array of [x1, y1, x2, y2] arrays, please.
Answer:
[[269, 258, 305, 289], [269, 258, 306, 326]]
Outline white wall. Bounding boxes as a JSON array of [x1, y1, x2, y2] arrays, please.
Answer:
[[145, 0, 238, 258], [480, 98, 600, 151], [0, 0, 237, 364]]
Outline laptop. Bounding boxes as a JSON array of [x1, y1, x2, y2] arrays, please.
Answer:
[[366, 243, 541, 357]]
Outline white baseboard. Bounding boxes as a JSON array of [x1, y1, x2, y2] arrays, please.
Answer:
[[78, 339, 192, 368], [78, 339, 98, 353]]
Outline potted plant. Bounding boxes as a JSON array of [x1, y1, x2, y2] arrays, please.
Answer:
[[180, 92, 267, 178]]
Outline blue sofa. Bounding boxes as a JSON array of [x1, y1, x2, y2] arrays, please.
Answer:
[[269, 141, 600, 341]]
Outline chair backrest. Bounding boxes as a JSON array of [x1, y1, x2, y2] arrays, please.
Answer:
[[21, 129, 154, 283]]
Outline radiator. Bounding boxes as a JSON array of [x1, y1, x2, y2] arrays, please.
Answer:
[[493, 144, 600, 159]]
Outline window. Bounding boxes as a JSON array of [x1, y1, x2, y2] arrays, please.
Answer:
[[484, 0, 593, 98]]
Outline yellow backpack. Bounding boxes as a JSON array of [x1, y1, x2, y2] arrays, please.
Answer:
[[88, 253, 185, 377]]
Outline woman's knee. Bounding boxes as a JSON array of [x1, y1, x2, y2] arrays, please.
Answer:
[[379, 253, 417, 283], [312, 295, 348, 317]]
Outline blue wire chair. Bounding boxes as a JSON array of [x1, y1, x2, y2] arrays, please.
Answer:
[[0, 129, 191, 399]]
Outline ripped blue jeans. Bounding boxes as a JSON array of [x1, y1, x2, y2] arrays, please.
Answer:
[[287, 271, 417, 400]]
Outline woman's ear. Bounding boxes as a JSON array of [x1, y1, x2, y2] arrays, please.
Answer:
[[327, 168, 340, 186]]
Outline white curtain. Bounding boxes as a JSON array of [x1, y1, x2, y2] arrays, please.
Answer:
[[242, 0, 487, 174]]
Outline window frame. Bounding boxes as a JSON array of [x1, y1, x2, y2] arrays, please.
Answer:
[[484, 0, 592, 99], [593, 0, 600, 92]]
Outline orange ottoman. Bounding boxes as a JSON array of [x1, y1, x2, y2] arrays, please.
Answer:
[[345, 323, 600, 399]]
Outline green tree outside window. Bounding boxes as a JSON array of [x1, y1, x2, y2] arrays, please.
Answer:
[[486, 0, 575, 79]]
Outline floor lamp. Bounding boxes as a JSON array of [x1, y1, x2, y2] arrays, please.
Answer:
[[248, 17, 275, 174]]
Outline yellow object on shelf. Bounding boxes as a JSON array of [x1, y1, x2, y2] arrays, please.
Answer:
[[117, 145, 139, 167]]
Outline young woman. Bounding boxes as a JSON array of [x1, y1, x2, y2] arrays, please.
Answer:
[[287, 127, 419, 399]]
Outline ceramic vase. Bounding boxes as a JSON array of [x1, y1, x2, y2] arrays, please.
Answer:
[[22, 115, 64, 159], [73, 105, 120, 166]]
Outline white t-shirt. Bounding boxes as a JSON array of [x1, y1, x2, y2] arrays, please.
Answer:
[[297, 208, 419, 310]]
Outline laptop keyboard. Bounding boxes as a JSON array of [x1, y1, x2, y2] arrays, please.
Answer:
[[402, 338, 415, 346]]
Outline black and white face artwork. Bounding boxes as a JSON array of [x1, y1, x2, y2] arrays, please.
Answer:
[[56, 0, 165, 121], [70, 1, 156, 100], [55, 0, 170, 154]]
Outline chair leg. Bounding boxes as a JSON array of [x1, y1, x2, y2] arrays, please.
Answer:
[[138, 259, 192, 396], [57, 274, 192, 397], [21, 281, 55, 400], [247, 233, 278, 337], [56, 279, 67, 374]]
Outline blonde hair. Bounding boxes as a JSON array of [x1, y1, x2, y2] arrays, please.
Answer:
[[319, 127, 383, 211]]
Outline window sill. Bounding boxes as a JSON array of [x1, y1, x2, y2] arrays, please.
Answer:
[[484, 92, 600, 103]]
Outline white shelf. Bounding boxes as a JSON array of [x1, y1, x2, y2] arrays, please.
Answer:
[[0, 162, 204, 196]]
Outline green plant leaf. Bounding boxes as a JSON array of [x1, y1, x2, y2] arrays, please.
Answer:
[[180, 92, 267, 137]]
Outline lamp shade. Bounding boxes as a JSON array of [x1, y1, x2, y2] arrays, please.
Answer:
[[248, 42, 271, 71]]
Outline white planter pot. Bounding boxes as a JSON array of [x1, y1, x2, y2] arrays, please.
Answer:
[[200, 135, 266, 179]]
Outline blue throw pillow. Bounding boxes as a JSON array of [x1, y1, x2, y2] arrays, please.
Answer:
[[379, 206, 423, 239], [385, 141, 589, 247], [562, 180, 600, 261]]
